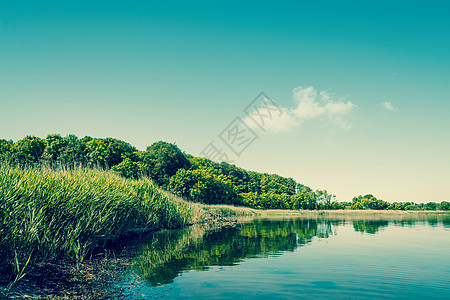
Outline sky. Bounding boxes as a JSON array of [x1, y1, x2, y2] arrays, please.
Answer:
[[1, 0, 449, 203]]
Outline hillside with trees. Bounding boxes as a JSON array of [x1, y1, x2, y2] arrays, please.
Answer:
[[1, 134, 448, 211]]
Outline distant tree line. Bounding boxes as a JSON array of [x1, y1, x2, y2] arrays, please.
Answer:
[[1, 134, 449, 211], [345, 194, 450, 211]]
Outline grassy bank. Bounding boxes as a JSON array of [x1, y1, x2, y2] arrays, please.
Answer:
[[0, 163, 205, 290]]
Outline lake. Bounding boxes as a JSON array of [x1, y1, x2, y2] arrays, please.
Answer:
[[114, 215, 450, 299]]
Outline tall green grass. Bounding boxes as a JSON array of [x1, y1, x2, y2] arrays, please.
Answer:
[[0, 163, 205, 285]]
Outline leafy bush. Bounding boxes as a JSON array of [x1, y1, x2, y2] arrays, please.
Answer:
[[439, 201, 450, 211], [112, 158, 144, 179], [142, 141, 191, 187], [351, 194, 389, 210], [11, 136, 45, 165], [169, 168, 240, 205]]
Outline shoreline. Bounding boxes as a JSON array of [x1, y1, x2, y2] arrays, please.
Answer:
[[204, 205, 450, 221], [2, 207, 449, 299]]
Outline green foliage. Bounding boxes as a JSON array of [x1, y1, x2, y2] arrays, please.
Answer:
[[42, 134, 66, 163], [262, 174, 296, 195], [187, 157, 296, 196], [316, 190, 335, 210], [3, 133, 446, 213], [2, 134, 329, 211], [218, 162, 253, 193], [260, 175, 292, 194], [171, 156, 343, 210], [0, 163, 205, 284], [167, 168, 197, 200], [331, 202, 346, 210], [403, 202, 421, 211], [424, 202, 438, 210], [59, 135, 90, 165], [171, 157, 326, 210], [11, 136, 45, 165], [293, 187, 318, 210], [169, 168, 240, 205], [0, 139, 13, 160], [43, 134, 86, 165], [184, 155, 302, 209], [142, 142, 191, 187], [351, 194, 389, 210], [256, 192, 294, 210], [42, 134, 137, 168], [112, 158, 144, 179], [387, 201, 424, 211], [439, 201, 450, 211], [85, 137, 137, 168], [388, 202, 404, 210]]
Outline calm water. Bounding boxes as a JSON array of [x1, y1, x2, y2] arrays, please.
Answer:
[[115, 216, 450, 299]]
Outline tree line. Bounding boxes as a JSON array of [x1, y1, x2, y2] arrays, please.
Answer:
[[1, 134, 448, 211]]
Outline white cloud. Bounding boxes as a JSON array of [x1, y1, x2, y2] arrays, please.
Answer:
[[243, 86, 355, 132], [292, 87, 323, 119], [292, 87, 355, 125], [244, 106, 298, 132], [381, 101, 398, 112]]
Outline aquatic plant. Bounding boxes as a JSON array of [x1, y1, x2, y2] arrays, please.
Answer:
[[0, 163, 205, 288]]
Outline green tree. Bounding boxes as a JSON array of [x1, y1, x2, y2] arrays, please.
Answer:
[[351, 194, 388, 210], [217, 162, 252, 193], [168, 168, 240, 205], [331, 202, 346, 210], [0, 139, 14, 160], [439, 201, 450, 211], [142, 142, 191, 187], [293, 187, 317, 210], [42, 134, 66, 163], [57, 134, 88, 165], [260, 175, 292, 195], [167, 168, 198, 199], [85, 137, 137, 168], [404, 202, 420, 210], [240, 192, 259, 208], [316, 190, 335, 210], [112, 158, 144, 179], [12, 136, 46, 165], [388, 202, 405, 210]]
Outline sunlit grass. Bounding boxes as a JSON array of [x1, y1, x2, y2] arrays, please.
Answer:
[[203, 204, 257, 217], [0, 163, 205, 288]]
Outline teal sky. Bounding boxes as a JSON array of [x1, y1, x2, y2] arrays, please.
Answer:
[[1, 1, 449, 203]]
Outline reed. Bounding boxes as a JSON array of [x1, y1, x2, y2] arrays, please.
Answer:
[[0, 163, 205, 286]]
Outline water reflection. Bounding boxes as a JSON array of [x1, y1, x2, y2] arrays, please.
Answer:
[[128, 216, 450, 287], [131, 219, 335, 286], [352, 220, 389, 234]]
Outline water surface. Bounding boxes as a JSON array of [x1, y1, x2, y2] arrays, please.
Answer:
[[116, 216, 450, 299]]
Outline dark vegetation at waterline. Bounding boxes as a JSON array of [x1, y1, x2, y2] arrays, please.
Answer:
[[1, 134, 448, 211]]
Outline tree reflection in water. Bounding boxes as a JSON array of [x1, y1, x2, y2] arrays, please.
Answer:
[[352, 220, 389, 234], [131, 218, 336, 286], [129, 216, 450, 286]]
